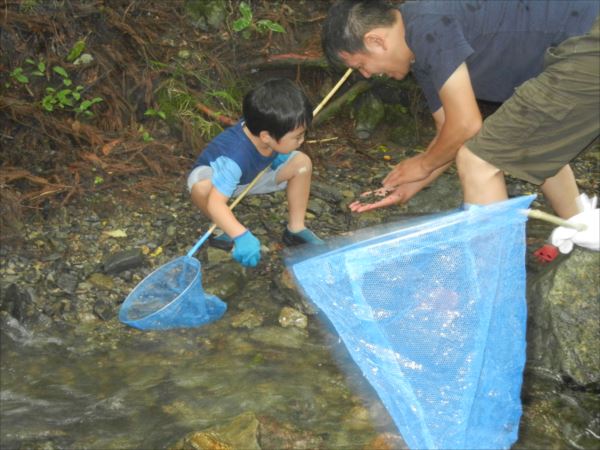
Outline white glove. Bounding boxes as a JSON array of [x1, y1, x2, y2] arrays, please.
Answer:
[[551, 194, 599, 253]]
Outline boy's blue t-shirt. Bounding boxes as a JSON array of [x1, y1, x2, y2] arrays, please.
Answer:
[[399, 0, 599, 112], [192, 121, 290, 197]]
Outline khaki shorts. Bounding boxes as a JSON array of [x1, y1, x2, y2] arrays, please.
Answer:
[[466, 16, 600, 185], [186, 151, 299, 195]]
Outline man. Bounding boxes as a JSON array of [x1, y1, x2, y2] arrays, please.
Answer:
[[322, 0, 599, 232]]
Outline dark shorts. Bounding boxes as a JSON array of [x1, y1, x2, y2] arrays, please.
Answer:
[[466, 16, 600, 185]]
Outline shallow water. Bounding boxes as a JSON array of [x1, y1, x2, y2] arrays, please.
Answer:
[[2, 292, 599, 450], [0, 307, 397, 450]]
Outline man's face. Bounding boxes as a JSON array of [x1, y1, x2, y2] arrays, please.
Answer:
[[340, 49, 412, 80]]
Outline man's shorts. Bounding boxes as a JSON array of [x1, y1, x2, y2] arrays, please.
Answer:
[[466, 16, 600, 185], [186, 151, 299, 196]]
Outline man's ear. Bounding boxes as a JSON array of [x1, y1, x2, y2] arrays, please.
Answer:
[[364, 30, 387, 52]]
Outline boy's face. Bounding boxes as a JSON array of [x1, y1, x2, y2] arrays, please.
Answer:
[[268, 125, 306, 154]]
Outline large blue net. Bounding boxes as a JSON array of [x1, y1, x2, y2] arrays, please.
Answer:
[[119, 256, 226, 330], [287, 195, 535, 449]]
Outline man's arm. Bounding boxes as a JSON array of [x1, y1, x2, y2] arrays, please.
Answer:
[[383, 62, 482, 188]]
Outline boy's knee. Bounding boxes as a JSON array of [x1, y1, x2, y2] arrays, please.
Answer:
[[291, 151, 312, 174]]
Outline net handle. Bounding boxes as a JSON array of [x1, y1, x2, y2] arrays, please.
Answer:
[[186, 68, 353, 258], [525, 208, 587, 231]]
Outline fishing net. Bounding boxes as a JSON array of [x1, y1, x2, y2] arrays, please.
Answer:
[[119, 256, 226, 330], [286, 195, 535, 449]]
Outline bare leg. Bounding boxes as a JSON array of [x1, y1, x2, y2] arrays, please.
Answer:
[[456, 145, 508, 205], [540, 164, 580, 219], [275, 152, 312, 232]]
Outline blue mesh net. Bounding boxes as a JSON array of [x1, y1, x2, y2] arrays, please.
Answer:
[[286, 195, 535, 449], [119, 256, 226, 330]]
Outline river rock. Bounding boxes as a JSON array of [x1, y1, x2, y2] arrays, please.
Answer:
[[278, 306, 307, 329], [170, 411, 260, 450], [526, 247, 600, 386], [101, 248, 146, 274]]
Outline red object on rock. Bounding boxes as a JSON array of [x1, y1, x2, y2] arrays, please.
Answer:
[[533, 244, 559, 263]]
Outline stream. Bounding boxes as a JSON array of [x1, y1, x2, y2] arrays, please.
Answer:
[[1, 142, 598, 449]]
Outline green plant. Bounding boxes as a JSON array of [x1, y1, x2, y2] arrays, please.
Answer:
[[9, 67, 29, 84], [232, 1, 285, 38], [144, 107, 167, 120], [138, 125, 154, 142], [41, 65, 103, 116]]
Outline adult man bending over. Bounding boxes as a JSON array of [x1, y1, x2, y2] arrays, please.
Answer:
[[322, 0, 599, 238]]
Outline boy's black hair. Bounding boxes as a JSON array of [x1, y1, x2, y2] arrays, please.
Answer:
[[243, 78, 313, 141], [322, 0, 396, 69]]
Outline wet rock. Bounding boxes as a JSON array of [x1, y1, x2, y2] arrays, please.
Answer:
[[364, 432, 408, 450], [0, 283, 36, 323], [101, 248, 146, 274], [56, 272, 79, 294], [93, 299, 115, 321], [278, 306, 307, 329], [354, 91, 385, 140], [87, 273, 115, 291], [311, 181, 344, 204], [527, 248, 600, 386], [258, 415, 324, 450], [170, 411, 260, 450], [249, 326, 308, 349], [230, 309, 264, 329], [204, 264, 246, 300]]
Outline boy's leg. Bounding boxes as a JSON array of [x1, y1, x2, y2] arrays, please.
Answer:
[[275, 152, 312, 232]]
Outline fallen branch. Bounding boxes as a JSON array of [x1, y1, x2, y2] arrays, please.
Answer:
[[195, 102, 236, 127], [312, 80, 372, 127]]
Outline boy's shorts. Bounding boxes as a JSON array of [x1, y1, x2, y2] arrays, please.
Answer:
[[186, 151, 299, 196], [466, 16, 600, 185]]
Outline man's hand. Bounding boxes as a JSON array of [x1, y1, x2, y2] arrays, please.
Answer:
[[349, 180, 427, 213], [382, 153, 432, 189]]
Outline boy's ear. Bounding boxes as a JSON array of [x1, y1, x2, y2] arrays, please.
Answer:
[[258, 130, 274, 143], [364, 30, 387, 52]]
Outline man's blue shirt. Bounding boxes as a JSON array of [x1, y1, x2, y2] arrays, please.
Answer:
[[400, 0, 599, 112]]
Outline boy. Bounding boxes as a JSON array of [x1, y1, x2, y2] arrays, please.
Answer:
[[322, 0, 599, 252], [187, 78, 323, 268]]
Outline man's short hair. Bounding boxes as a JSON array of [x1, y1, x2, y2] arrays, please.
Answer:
[[243, 78, 312, 141], [322, 0, 396, 68]]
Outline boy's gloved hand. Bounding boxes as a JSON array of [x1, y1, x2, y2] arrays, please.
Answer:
[[232, 230, 261, 267], [550, 194, 600, 254]]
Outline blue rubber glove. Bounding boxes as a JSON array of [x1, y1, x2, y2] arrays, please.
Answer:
[[232, 230, 261, 267]]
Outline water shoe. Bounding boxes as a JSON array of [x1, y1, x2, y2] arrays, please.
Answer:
[[208, 232, 234, 251], [282, 226, 324, 246]]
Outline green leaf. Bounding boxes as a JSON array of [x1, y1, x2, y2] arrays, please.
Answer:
[[66, 39, 86, 62], [239, 2, 252, 20], [10, 67, 29, 84], [57, 89, 74, 106], [257, 20, 285, 33], [52, 66, 69, 78], [42, 95, 56, 111], [62, 78, 73, 87], [233, 17, 251, 32]]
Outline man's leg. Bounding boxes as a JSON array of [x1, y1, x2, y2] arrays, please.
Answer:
[[540, 164, 580, 219], [456, 145, 508, 206]]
